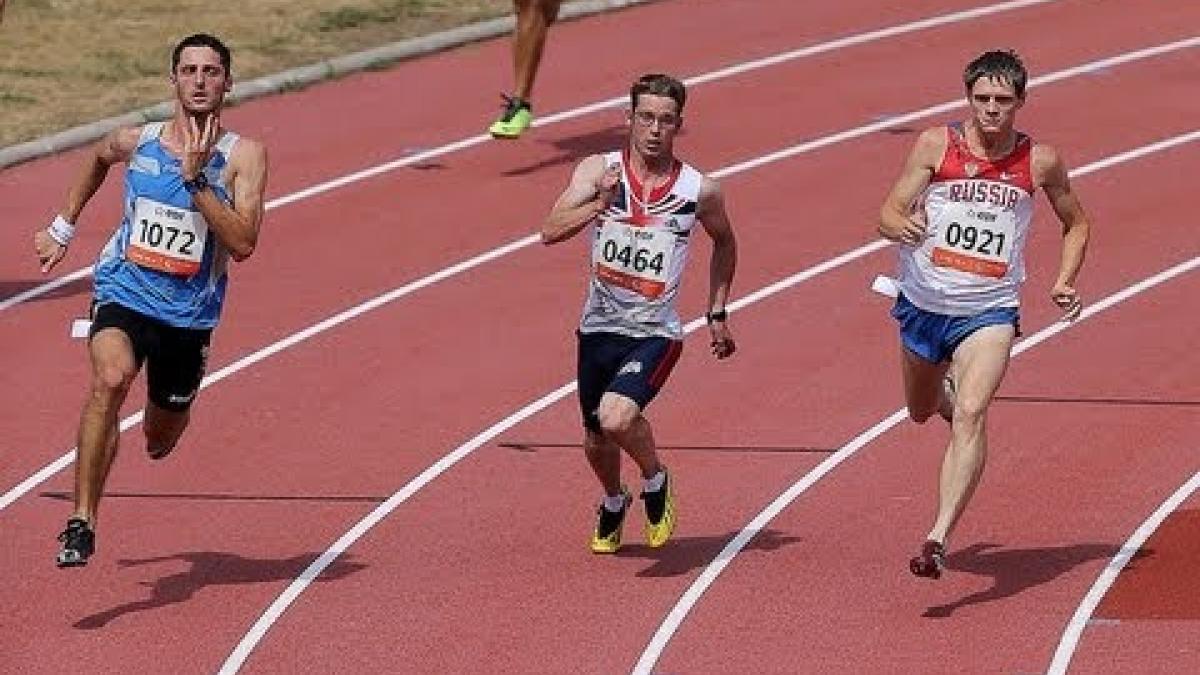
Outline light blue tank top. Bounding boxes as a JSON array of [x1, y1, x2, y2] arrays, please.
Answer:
[[93, 122, 239, 329]]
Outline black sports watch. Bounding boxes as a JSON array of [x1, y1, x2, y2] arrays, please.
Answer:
[[706, 309, 728, 323], [182, 172, 209, 195]]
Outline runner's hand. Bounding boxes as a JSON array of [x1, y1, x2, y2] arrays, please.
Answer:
[[709, 321, 736, 359], [897, 210, 928, 246], [34, 229, 67, 273], [181, 112, 219, 181], [595, 163, 621, 208], [1051, 283, 1083, 322]]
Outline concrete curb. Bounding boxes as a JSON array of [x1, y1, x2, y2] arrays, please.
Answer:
[[0, 0, 658, 170]]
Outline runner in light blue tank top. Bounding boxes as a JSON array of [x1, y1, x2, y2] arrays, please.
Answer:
[[93, 121, 238, 329], [33, 34, 269, 568]]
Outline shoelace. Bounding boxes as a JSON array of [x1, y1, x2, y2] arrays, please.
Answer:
[[58, 520, 90, 544], [497, 94, 528, 122]]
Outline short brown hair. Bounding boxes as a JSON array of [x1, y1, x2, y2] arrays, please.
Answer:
[[964, 50, 1027, 97], [629, 73, 686, 114]]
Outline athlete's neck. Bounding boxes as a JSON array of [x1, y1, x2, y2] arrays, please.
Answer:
[[162, 112, 223, 149], [626, 149, 676, 185], [963, 121, 1017, 160]]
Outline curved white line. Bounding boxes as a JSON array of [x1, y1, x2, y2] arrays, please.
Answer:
[[631, 138, 1200, 674], [7, 38, 1191, 515], [220, 125, 1200, 672], [1047, 470, 1200, 674], [216, 242, 890, 673], [0, 0, 1057, 314]]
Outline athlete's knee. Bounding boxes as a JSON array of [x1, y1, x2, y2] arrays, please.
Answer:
[[89, 362, 135, 402], [597, 405, 637, 436], [951, 395, 989, 428]]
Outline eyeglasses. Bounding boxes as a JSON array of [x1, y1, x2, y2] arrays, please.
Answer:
[[971, 94, 1018, 105], [632, 111, 680, 129]]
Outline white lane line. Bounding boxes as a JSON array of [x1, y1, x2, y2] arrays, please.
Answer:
[[0, 0, 1057, 313], [219, 124, 1200, 672], [630, 149, 1200, 675], [1047, 470, 1200, 674], [7, 40, 1191, 515], [217, 247, 891, 674]]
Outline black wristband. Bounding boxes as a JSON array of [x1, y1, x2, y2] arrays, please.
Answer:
[[706, 309, 728, 323], [182, 172, 209, 195]]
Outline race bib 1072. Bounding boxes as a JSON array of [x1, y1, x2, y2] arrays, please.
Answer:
[[126, 197, 208, 276]]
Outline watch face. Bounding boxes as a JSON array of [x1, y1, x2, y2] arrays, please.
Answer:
[[186, 174, 207, 193]]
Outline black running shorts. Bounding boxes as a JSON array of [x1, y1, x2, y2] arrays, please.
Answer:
[[90, 302, 212, 412]]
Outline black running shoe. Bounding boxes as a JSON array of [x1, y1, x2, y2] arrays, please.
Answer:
[[640, 469, 676, 548], [909, 540, 946, 579], [56, 517, 95, 568], [590, 488, 630, 554]]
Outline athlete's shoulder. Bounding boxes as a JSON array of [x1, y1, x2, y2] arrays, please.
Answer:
[[98, 126, 143, 163], [1029, 140, 1061, 165], [697, 173, 722, 200], [1030, 141, 1067, 186], [916, 126, 951, 153], [230, 133, 267, 161], [572, 152, 610, 179]]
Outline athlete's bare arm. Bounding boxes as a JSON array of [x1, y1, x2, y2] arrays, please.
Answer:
[[1034, 144, 1090, 320], [542, 154, 619, 245], [184, 114, 267, 261], [698, 176, 737, 359], [34, 126, 140, 273], [879, 127, 947, 246]]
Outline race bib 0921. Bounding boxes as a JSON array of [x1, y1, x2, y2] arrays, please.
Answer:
[[930, 202, 1016, 278]]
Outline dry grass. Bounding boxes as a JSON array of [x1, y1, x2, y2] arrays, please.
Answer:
[[0, 0, 511, 147]]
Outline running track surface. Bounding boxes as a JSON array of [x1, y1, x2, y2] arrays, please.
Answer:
[[1, 1, 1198, 672]]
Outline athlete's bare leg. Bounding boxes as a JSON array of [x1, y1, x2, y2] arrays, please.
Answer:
[[74, 329, 138, 523], [511, 0, 561, 101], [583, 429, 622, 496], [596, 392, 664, 480], [925, 324, 1015, 544], [900, 346, 952, 424], [144, 403, 190, 460]]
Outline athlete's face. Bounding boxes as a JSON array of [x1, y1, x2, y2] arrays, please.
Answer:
[[629, 94, 682, 160], [968, 76, 1023, 134], [171, 46, 230, 115]]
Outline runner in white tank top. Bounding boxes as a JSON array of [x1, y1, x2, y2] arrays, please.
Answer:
[[542, 74, 738, 553], [877, 51, 1091, 579], [578, 148, 704, 339], [898, 121, 1037, 315]]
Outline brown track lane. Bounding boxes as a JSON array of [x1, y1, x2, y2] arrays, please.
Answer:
[[0, 1, 1196, 673]]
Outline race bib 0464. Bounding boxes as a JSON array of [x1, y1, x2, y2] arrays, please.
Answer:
[[126, 197, 208, 276], [593, 220, 674, 298]]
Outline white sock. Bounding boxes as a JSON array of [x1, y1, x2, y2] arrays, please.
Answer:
[[602, 493, 626, 512], [643, 470, 666, 493]]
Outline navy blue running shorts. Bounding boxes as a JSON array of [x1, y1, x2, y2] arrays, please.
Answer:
[[576, 330, 683, 433]]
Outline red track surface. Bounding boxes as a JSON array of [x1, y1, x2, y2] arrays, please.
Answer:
[[1, 1, 1197, 672]]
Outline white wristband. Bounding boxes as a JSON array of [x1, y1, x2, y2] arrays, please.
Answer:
[[47, 215, 76, 246]]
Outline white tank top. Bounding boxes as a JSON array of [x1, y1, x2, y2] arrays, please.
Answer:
[[579, 150, 703, 339], [897, 125, 1036, 315]]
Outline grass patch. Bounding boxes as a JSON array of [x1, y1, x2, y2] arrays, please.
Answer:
[[0, 0, 512, 148]]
